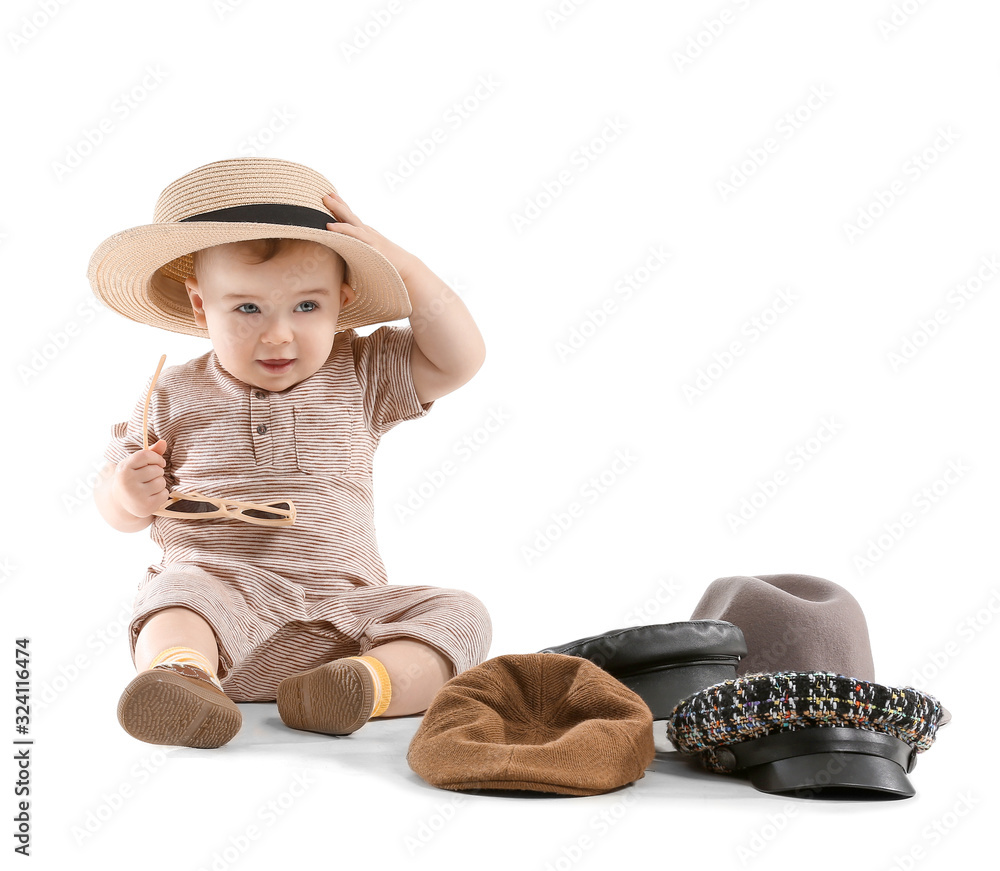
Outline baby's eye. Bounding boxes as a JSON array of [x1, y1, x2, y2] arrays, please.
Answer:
[[237, 303, 260, 314], [296, 301, 318, 313]]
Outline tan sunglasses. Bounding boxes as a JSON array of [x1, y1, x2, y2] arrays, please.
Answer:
[[142, 354, 296, 527]]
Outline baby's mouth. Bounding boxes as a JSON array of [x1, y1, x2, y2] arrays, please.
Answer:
[[258, 358, 295, 373]]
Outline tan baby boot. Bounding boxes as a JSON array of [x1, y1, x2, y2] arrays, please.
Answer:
[[118, 647, 241, 748], [277, 656, 390, 736]]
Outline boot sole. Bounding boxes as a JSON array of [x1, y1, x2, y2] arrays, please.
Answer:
[[277, 660, 373, 736], [118, 669, 242, 749]]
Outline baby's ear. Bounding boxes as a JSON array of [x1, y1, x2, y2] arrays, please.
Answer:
[[340, 281, 356, 309], [185, 280, 208, 328]]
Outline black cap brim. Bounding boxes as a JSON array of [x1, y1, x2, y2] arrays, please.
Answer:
[[719, 727, 918, 800], [747, 751, 914, 799]]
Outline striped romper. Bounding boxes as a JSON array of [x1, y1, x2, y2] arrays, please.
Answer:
[[103, 325, 492, 702]]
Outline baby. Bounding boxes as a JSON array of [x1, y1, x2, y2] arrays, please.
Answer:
[[89, 158, 492, 748]]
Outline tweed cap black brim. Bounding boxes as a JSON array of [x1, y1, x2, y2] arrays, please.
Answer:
[[667, 671, 946, 798]]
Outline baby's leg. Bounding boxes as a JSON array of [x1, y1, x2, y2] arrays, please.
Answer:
[[120, 606, 239, 748], [134, 606, 219, 672], [275, 641, 451, 736], [364, 639, 451, 717], [277, 584, 490, 736]]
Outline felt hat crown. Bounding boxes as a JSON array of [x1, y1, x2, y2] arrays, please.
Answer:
[[691, 572, 876, 679], [87, 157, 412, 337]]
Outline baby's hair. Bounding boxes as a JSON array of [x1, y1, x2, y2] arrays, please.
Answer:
[[192, 238, 292, 276], [191, 238, 346, 277]]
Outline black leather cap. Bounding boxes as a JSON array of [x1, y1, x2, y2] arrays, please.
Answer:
[[540, 621, 746, 719]]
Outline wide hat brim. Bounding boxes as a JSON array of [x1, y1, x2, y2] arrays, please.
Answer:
[[86, 157, 412, 337], [88, 222, 411, 338]]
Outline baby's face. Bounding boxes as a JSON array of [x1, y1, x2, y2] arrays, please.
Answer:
[[184, 240, 354, 391]]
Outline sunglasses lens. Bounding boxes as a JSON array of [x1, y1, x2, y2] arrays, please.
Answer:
[[241, 502, 291, 521], [163, 499, 218, 514]]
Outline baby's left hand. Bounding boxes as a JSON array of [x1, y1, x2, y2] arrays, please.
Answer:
[[322, 191, 422, 284]]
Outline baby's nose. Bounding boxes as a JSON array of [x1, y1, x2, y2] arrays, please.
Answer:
[[260, 317, 294, 343]]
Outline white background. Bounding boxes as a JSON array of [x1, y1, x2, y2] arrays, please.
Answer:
[[2, 0, 997, 868]]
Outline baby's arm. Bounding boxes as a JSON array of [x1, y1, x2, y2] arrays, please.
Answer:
[[404, 259, 486, 404], [320, 190, 484, 404], [93, 438, 169, 533]]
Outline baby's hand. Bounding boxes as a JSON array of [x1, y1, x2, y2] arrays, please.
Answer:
[[114, 439, 169, 519]]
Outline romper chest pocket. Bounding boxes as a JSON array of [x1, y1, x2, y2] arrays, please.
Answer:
[[293, 404, 356, 477], [170, 403, 257, 481]]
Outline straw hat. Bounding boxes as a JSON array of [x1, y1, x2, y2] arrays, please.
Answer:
[[87, 157, 412, 337]]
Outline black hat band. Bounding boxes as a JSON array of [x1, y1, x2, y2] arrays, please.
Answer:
[[179, 203, 336, 230]]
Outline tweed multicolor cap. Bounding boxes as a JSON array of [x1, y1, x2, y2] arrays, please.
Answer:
[[407, 653, 655, 796], [668, 671, 945, 772], [87, 157, 412, 337]]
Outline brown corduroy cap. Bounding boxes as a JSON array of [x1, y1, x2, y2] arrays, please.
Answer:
[[407, 654, 655, 796]]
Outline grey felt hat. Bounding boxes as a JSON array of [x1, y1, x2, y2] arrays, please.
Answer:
[[690, 573, 875, 679]]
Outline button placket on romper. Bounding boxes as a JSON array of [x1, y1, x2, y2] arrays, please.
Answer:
[[249, 388, 273, 466], [249, 387, 298, 470]]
